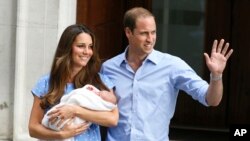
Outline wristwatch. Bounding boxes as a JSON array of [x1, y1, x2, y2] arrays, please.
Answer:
[[210, 73, 222, 81]]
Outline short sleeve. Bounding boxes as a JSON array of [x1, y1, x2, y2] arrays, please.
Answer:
[[99, 73, 114, 89], [31, 74, 50, 98]]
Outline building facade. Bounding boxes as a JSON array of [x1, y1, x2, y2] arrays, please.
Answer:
[[0, 0, 76, 140]]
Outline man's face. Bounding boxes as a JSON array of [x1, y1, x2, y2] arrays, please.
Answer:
[[126, 16, 156, 56]]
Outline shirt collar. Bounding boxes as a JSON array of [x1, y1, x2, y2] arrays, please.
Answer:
[[146, 49, 160, 65], [118, 47, 128, 66], [119, 46, 160, 66]]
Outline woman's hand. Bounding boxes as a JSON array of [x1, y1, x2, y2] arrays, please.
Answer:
[[47, 104, 77, 127], [59, 119, 90, 138], [29, 96, 89, 139]]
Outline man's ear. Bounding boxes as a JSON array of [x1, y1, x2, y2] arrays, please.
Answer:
[[124, 27, 132, 37]]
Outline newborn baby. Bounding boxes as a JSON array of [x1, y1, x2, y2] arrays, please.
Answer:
[[41, 84, 117, 141]]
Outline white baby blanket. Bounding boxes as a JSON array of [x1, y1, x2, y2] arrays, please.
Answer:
[[41, 84, 116, 141]]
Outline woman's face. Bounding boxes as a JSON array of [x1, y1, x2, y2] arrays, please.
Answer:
[[71, 32, 93, 70]]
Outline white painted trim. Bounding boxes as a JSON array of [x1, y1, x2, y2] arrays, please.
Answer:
[[13, 0, 30, 140], [58, 0, 77, 40]]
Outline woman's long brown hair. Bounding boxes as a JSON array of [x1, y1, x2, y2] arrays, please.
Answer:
[[40, 24, 109, 109]]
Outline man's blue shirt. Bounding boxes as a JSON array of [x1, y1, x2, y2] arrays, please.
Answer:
[[101, 49, 209, 141]]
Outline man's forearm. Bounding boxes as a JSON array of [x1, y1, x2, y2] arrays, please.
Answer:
[[206, 77, 223, 106]]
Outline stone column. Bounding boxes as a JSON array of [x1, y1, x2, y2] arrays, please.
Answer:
[[13, 0, 76, 140]]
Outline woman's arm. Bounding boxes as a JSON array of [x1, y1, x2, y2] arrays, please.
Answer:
[[75, 89, 119, 127], [48, 89, 119, 127], [28, 95, 87, 139], [48, 104, 119, 127], [75, 106, 119, 127]]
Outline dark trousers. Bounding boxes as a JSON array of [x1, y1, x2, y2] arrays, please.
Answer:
[[100, 126, 107, 141]]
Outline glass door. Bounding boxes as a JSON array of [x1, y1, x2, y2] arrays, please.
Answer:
[[152, 0, 206, 75]]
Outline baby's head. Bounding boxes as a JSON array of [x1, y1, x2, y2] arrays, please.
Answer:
[[85, 85, 100, 96]]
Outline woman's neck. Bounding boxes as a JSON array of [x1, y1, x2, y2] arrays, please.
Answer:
[[68, 67, 82, 83]]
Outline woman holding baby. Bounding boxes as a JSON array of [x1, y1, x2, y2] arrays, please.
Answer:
[[28, 24, 118, 141]]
